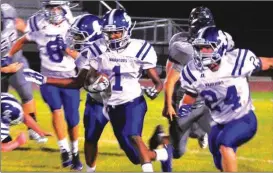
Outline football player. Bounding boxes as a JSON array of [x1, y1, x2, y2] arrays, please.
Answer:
[[178, 26, 273, 171], [56, 14, 108, 172], [1, 3, 46, 143], [154, 7, 235, 159], [5, 1, 82, 170], [23, 9, 173, 172], [1, 92, 51, 152], [23, 13, 108, 172]]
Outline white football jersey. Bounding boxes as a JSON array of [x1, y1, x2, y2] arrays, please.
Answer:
[[25, 14, 76, 77], [180, 49, 261, 124], [89, 39, 157, 105]]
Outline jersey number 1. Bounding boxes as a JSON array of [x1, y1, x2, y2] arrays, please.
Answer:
[[112, 66, 123, 91], [200, 85, 241, 112]]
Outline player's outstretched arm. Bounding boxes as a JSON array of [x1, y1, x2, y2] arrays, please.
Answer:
[[259, 57, 273, 70], [163, 62, 180, 118], [15, 18, 27, 33], [1, 62, 23, 73], [23, 68, 88, 88], [1, 133, 27, 152], [144, 67, 163, 100]]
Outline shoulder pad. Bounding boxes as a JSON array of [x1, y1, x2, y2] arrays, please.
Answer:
[[27, 13, 47, 32], [169, 32, 189, 46], [1, 3, 17, 19]]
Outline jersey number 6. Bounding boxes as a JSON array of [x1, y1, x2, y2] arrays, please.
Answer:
[[46, 40, 64, 63]]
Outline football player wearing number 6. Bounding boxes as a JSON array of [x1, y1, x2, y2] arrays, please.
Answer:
[[6, 1, 82, 170], [178, 26, 273, 172]]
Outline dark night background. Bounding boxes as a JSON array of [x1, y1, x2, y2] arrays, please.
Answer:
[[83, 1, 273, 56], [81, 1, 273, 77]]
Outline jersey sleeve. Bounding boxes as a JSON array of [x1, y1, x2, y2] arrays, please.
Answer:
[[75, 47, 95, 70], [231, 49, 262, 77], [136, 42, 157, 69], [168, 41, 193, 66], [180, 64, 198, 97]]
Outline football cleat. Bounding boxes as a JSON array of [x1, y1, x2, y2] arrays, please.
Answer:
[[160, 144, 173, 172], [198, 133, 208, 149], [71, 152, 83, 171], [61, 149, 72, 168], [149, 125, 165, 150]]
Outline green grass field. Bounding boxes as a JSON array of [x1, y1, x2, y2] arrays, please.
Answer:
[[1, 91, 273, 172]]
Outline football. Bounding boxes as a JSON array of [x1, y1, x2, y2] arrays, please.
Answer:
[[83, 71, 111, 94]]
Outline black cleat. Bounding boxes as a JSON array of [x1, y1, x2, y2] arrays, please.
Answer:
[[149, 125, 165, 150]]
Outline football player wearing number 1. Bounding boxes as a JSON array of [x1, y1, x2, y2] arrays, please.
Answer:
[[178, 26, 273, 172], [6, 1, 82, 170]]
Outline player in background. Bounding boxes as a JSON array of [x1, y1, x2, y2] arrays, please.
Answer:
[[0, 3, 47, 143], [1, 92, 51, 152], [178, 26, 273, 171], [23, 9, 173, 172], [5, 1, 82, 170], [57, 14, 109, 172]]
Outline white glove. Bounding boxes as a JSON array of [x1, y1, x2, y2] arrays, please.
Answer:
[[23, 69, 47, 85], [142, 86, 159, 100], [84, 75, 110, 93]]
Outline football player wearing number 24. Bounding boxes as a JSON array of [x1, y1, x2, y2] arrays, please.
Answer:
[[178, 26, 273, 172], [6, 1, 83, 170]]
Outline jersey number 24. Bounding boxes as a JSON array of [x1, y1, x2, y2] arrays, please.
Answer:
[[200, 85, 241, 112]]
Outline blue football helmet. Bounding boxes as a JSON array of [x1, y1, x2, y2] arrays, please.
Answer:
[[192, 26, 228, 70], [42, 0, 69, 24], [1, 93, 24, 125], [102, 9, 135, 50], [66, 14, 103, 51]]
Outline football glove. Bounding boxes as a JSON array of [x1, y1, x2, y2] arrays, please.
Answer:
[[143, 86, 159, 100], [56, 35, 67, 51], [177, 104, 192, 118], [23, 68, 47, 85], [1, 56, 12, 67]]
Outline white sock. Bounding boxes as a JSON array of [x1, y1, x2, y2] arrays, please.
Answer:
[[141, 163, 153, 172], [86, 165, 96, 172], [71, 140, 79, 154], [154, 148, 168, 161], [58, 138, 70, 152]]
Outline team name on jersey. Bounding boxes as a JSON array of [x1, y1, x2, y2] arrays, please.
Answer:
[[205, 81, 224, 87]]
